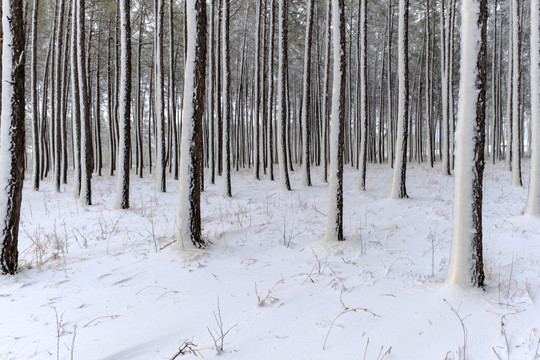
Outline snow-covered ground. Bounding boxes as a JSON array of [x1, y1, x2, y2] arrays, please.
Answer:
[[1, 161, 539, 359]]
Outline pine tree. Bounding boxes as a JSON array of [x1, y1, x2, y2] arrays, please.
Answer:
[[114, 0, 132, 209], [326, 0, 346, 242], [527, 0, 540, 215], [0, 0, 25, 274], [177, 0, 207, 249], [447, 0, 487, 288], [390, 0, 409, 199], [277, 0, 291, 191]]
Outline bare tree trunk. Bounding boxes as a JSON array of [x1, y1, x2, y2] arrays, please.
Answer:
[[31, 0, 39, 191], [277, 0, 291, 191], [0, 0, 25, 274], [222, 0, 232, 197]]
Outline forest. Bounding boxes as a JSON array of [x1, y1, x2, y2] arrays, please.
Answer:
[[0, 0, 540, 359]]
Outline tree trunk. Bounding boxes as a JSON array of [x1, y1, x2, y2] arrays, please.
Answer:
[[77, 0, 92, 206], [277, 0, 291, 191], [326, 0, 346, 241], [177, 0, 207, 249], [30, 0, 39, 191], [222, 0, 232, 197], [114, 0, 131, 209], [390, 0, 409, 199], [301, 0, 314, 187], [527, 0, 540, 215], [447, 0, 487, 289], [155, 0, 166, 192], [0, 0, 25, 274]]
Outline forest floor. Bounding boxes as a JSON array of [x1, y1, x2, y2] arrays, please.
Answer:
[[1, 161, 540, 360]]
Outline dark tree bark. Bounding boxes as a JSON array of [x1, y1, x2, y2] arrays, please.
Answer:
[[30, 0, 39, 191], [222, 0, 232, 197], [114, 0, 131, 209], [301, 0, 314, 187], [277, 0, 291, 191], [155, 0, 166, 192], [326, 0, 346, 241], [448, 0, 487, 289], [178, 0, 207, 248], [390, 0, 409, 199], [0, 0, 25, 274], [77, 0, 92, 206]]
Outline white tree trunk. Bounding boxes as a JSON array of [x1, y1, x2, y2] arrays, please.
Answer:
[[527, 0, 540, 215]]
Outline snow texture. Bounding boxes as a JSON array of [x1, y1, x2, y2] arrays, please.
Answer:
[[2, 163, 540, 359], [447, 0, 481, 287]]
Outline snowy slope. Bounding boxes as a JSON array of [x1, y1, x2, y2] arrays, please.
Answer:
[[1, 162, 539, 359]]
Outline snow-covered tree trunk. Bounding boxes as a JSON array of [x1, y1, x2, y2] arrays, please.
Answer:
[[31, 0, 40, 191], [77, 0, 92, 206], [300, 0, 314, 187], [321, 0, 331, 183], [222, 0, 232, 197], [277, 0, 291, 191], [169, 0, 179, 181], [511, 0, 522, 186], [253, 0, 262, 181], [114, 0, 131, 210], [390, 0, 409, 199], [506, 5, 514, 171], [267, 0, 275, 181], [447, 0, 487, 288], [177, 0, 207, 249], [425, 0, 434, 168], [326, 0, 345, 242], [155, 0, 166, 193], [358, 0, 368, 191], [70, 0, 81, 197], [527, 0, 540, 215], [209, 0, 216, 184], [0, 0, 25, 274], [54, 0, 65, 192]]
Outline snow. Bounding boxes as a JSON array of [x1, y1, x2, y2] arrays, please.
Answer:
[[528, 0, 540, 215], [447, 0, 482, 287], [2, 163, 540, 359]]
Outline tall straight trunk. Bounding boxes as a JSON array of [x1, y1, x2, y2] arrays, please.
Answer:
[[216, 0, 222, 176], [506, 5, 513, 170], [511, 0, 522, 186], [321, 0, 331, 183], [267, 0, 275, 181], [448, 0, 487, 289], [326, 0, 346, 242], [136, 12, 144, 178], [54, 0, 65, 192], [114, 0, 131, 209], [301, 0, 314, 186], [31, 0, 39, 191], [209, 0, 215, 184], [0, 0, 26, 274], [387, 0, 395, 166], [95, 34, 103, 177], [40, 36, 52, 181], [277, 0, 291, 191], [71, 0, 81, 196], [425, 0, 434, 167], [527, 0, 540, 215], [177, 0, 207, 248], [77, 0, 92, 206], [170, 0, 178, 180], [491, 0, 499, 164], [253, 0, 262, 181], [358, 0, 368, 190], [222, 0, 232, 197], [155, 0, 166, 192], [390, 0, 409, 199]]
